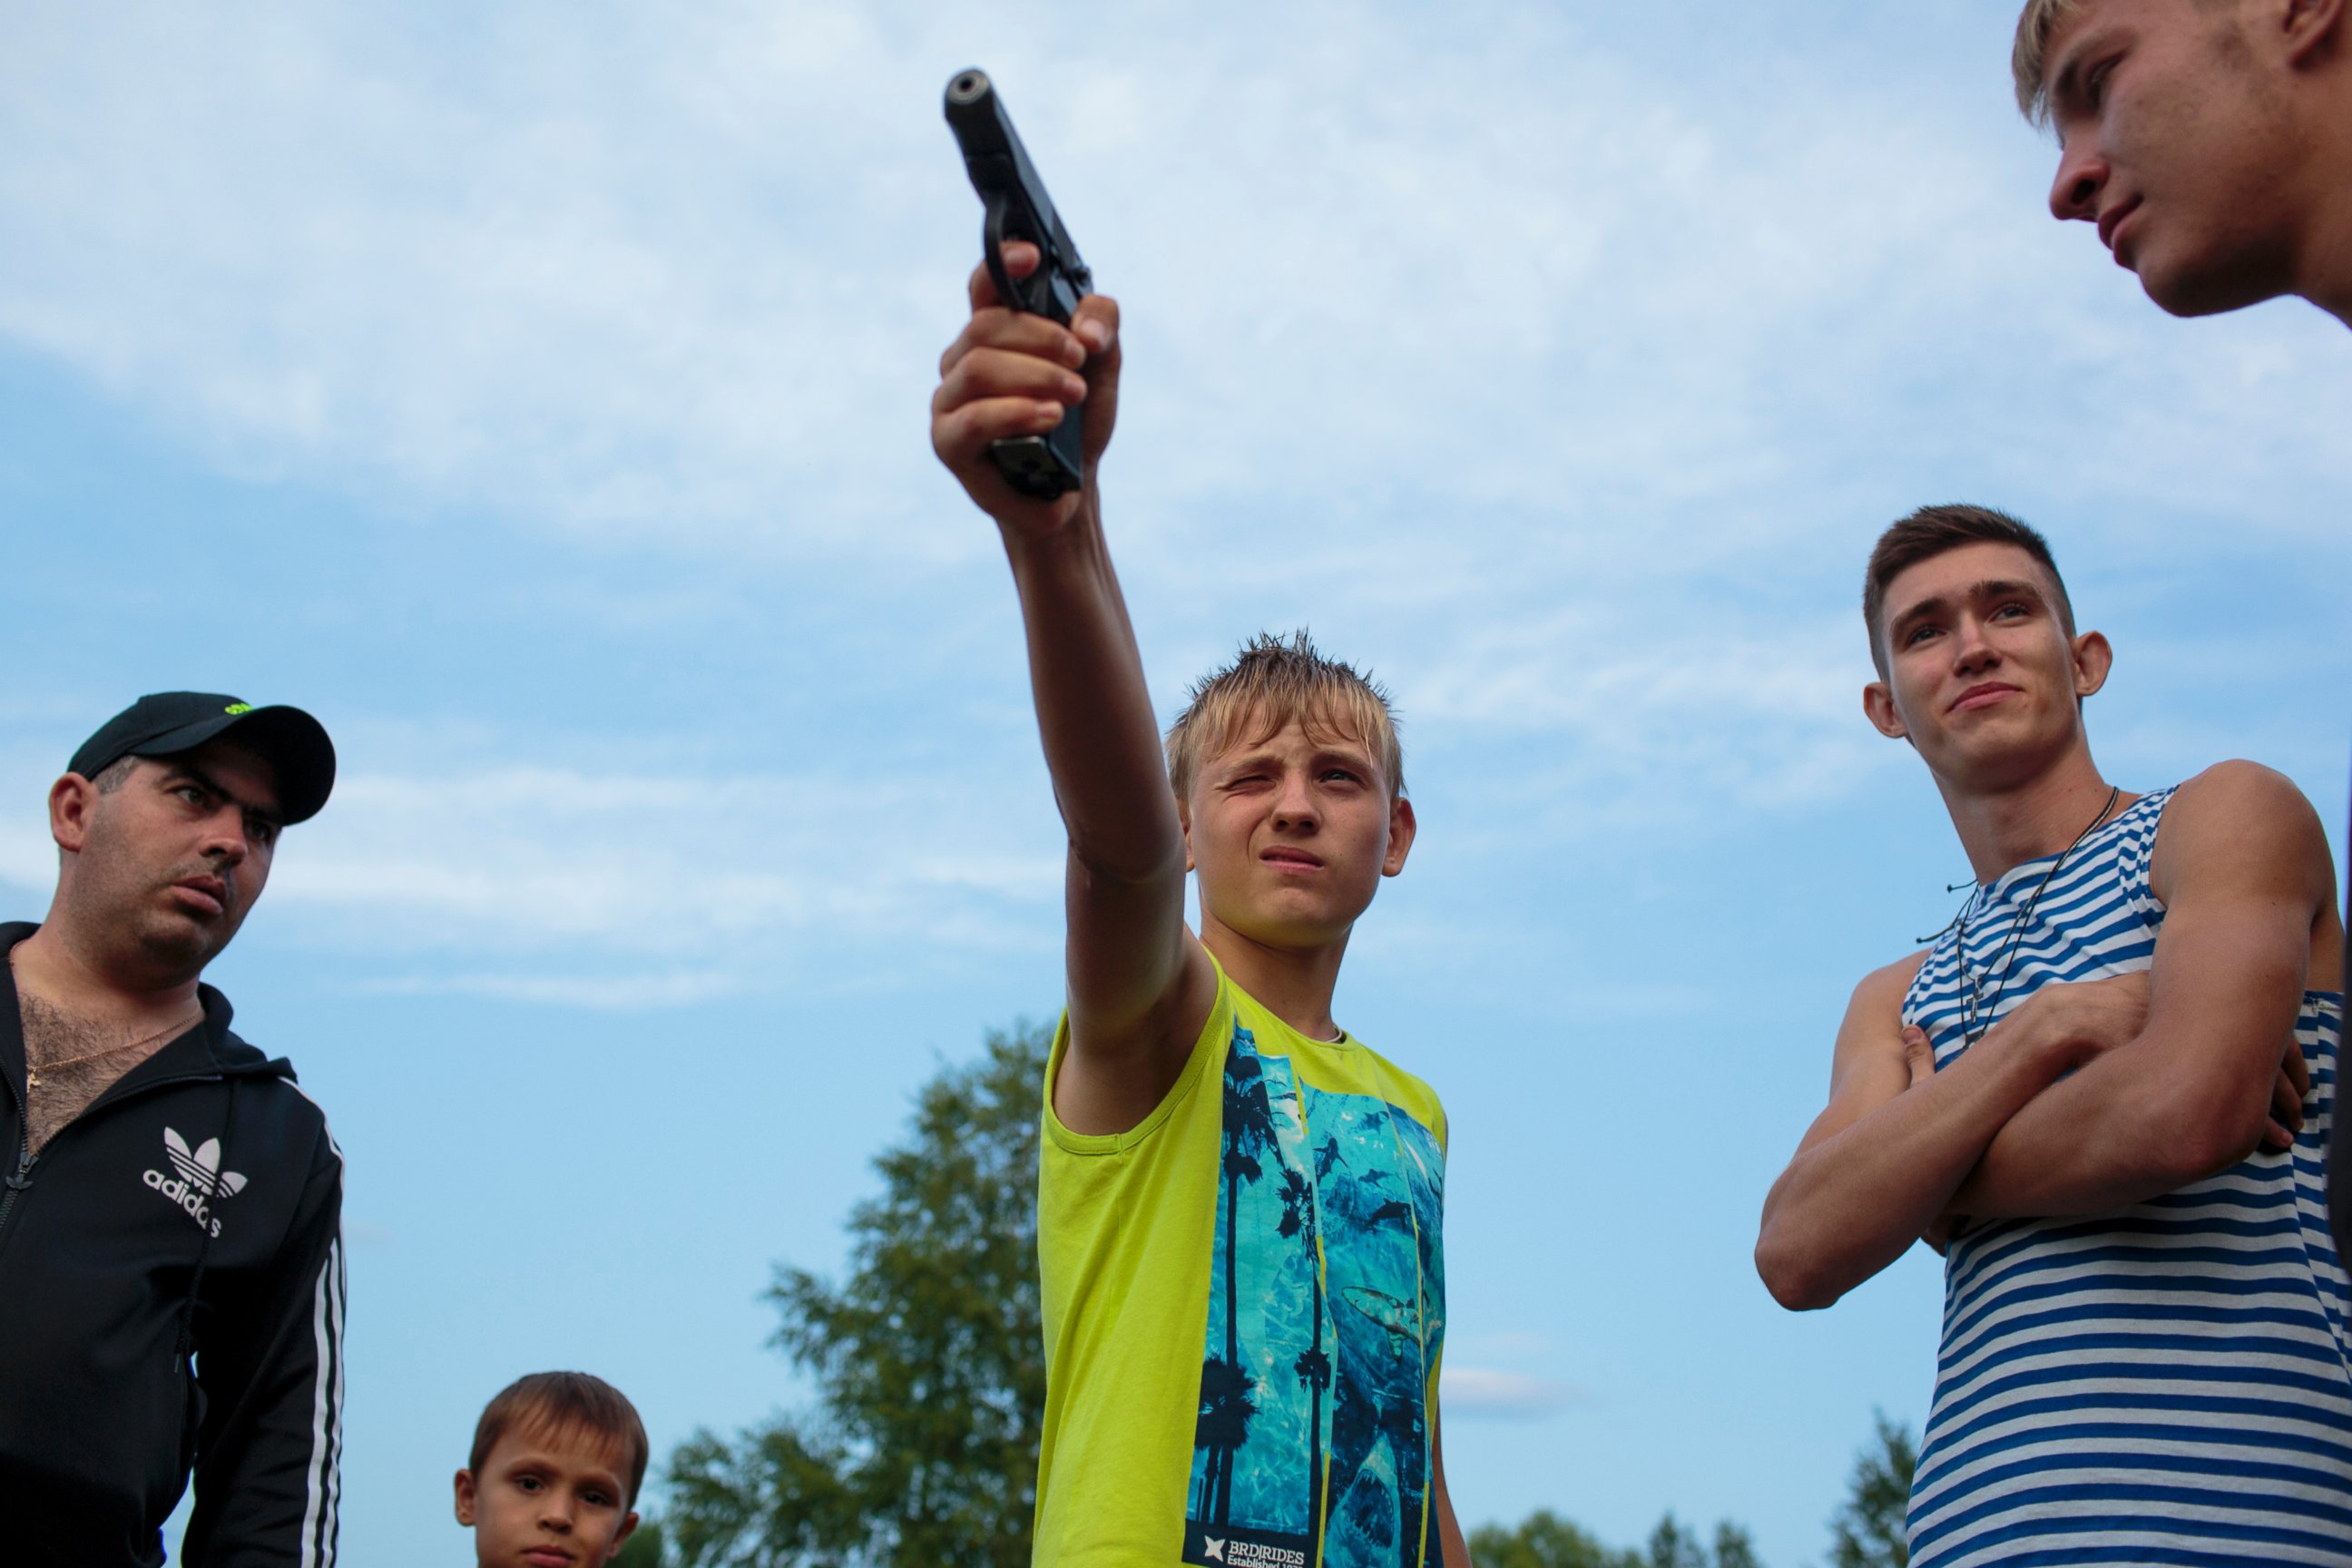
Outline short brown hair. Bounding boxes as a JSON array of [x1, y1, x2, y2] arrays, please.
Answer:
[[1165, 631, 1404, 802], [469, 1371, 650, 1506], [1863, 504, 2075, 679]]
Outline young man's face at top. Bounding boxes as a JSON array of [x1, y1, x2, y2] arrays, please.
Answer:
[[2041, 0, 2306, 316], [1867, 541, 2106, 789], [1182, 716, 1415, 953]]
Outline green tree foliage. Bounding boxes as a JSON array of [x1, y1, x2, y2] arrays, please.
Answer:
[[1828, 1412, 1916, 1568], [1469, 1509, 1759, 1568], [663, 1023, 1050, 1568], [611, 1520, 665, 1568], [1472, 1407, 1912, 1568], [1468, 1508, 1641, 1568], [1703, 1520, 1761, 1568]]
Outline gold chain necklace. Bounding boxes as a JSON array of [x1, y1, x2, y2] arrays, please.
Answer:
[[8, 951, 201, 1092], [25, 1014, 199, 1090]]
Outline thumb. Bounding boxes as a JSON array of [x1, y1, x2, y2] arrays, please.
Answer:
[[1902, 1025, 1937, 1086], [1071, 293, 1121, 464]]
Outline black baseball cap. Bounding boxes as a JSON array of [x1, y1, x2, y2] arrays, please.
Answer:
[[68, 692, 338, 826]]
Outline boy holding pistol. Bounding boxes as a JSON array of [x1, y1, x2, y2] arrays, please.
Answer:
[[931, 243, 1468, 1567]]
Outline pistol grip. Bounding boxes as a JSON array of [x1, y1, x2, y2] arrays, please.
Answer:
[[979, 190, 1081, 495], [987, 407, 1084, 499]]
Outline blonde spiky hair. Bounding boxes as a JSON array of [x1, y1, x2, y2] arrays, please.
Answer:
[[2014, 0, 2241, 123], [2014, 0, 2084, 123], [1164, 631, 1404, 803]]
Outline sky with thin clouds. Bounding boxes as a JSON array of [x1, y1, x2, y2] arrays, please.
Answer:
[[3, 2, 2347, 1563]]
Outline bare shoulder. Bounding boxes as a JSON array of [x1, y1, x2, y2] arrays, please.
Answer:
[[2154, 760, 2335, 899], [1813, 951, 1928, 1116], [2171, 759, 2317, 818], [1849, 950, 1929, 1014], [1830, 951, 1928, 1065]]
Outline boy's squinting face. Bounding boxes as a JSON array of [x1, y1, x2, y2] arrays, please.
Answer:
[[455, 1427, 639, 1568], [1183, 717, 1414, 952], [1865, 541, 2107, 789], [2042, 0, 2302, 316]]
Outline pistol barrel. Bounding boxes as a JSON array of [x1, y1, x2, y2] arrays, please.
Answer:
[[945, 68, 1093, 500], [945, 68, 1091, 311]]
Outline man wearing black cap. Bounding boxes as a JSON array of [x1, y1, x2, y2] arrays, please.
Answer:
[[1, 693, 345, 1565]]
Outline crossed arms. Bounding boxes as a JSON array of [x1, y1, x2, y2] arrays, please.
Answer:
[[1755, 762, 2337, 1311]]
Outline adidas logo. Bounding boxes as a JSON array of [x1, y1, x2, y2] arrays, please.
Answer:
[[143, 1127, 248, 1239]]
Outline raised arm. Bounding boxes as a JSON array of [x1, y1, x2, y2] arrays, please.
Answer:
[[1754, 953, 2135, 1310], [932, 242, 1217, 1137], [1945, 762, 2337, 1218]]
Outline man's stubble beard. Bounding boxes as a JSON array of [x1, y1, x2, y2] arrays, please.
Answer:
[[68, 818, 245, 988]]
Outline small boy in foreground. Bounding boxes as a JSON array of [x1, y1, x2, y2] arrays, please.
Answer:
[[932, 245, 1466, 1566], [455, 1371, 645, 1568]]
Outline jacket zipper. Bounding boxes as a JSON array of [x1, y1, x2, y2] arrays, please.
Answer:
[[0, 1127, 33, 1241]]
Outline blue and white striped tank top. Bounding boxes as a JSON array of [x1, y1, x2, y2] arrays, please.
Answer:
[[1901, 786, 2352, 1567]]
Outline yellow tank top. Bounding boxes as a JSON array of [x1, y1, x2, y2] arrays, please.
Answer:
[[1034, 965, 1449, 1568]]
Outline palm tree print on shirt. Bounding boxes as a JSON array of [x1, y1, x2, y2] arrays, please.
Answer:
[[1279, 1161, 1330, 1549], [1183, 1025, 1446, 1568], [1198, 1049, 1279, 1524]]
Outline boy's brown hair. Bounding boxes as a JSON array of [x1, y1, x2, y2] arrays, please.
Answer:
[[469, 1370, 650, 1506], [1863, 504, 2076, 680], [1164, 631, 1405, 803]]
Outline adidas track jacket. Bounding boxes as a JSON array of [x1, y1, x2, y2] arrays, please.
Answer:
[[0, 924, 346, 1566]]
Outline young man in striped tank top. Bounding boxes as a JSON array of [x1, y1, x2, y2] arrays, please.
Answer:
[[1756, 505, 2349, 1566], [2007, 0, 2352, 1279]]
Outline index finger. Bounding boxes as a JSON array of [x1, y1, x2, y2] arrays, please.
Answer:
[[2283, 1038, 2312, 1096], [969, 240, 1044, 312]]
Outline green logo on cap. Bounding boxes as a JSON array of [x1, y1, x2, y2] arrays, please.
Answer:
[[224, 703, 253, 716]]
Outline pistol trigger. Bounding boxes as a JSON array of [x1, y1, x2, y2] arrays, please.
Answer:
[[982, 194, 1020, 312]]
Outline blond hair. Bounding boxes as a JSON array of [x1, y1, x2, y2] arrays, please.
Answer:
[[2013, 0, 2083, 122], [2014, 0, 2239, 122], [1164, 631, 1404, 802]]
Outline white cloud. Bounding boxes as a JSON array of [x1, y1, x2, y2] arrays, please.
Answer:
[[4, 0, 2345, 574], [0, 746, 61, 898], [358, 968, 745, 1010], [0, 734, 1065, 993], [0, 833, 51, 898], [1441, 1366, 1583, 1420], [1394, 604, 1906, 834], [1, 0, 2342, 987], [268, 762, 1063, 977]]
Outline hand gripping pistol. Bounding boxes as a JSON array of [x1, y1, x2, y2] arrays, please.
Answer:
[[944, 68, 1095, 500]]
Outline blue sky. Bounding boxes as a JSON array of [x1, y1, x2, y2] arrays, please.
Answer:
[[3, 1, 2347, 1563]]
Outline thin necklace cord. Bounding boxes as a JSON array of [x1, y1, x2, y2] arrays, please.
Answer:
[[1957, 785, 2122, 1048]]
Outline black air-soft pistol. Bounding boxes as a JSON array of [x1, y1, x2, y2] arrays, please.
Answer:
[[944, 68, 1094, 501]]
